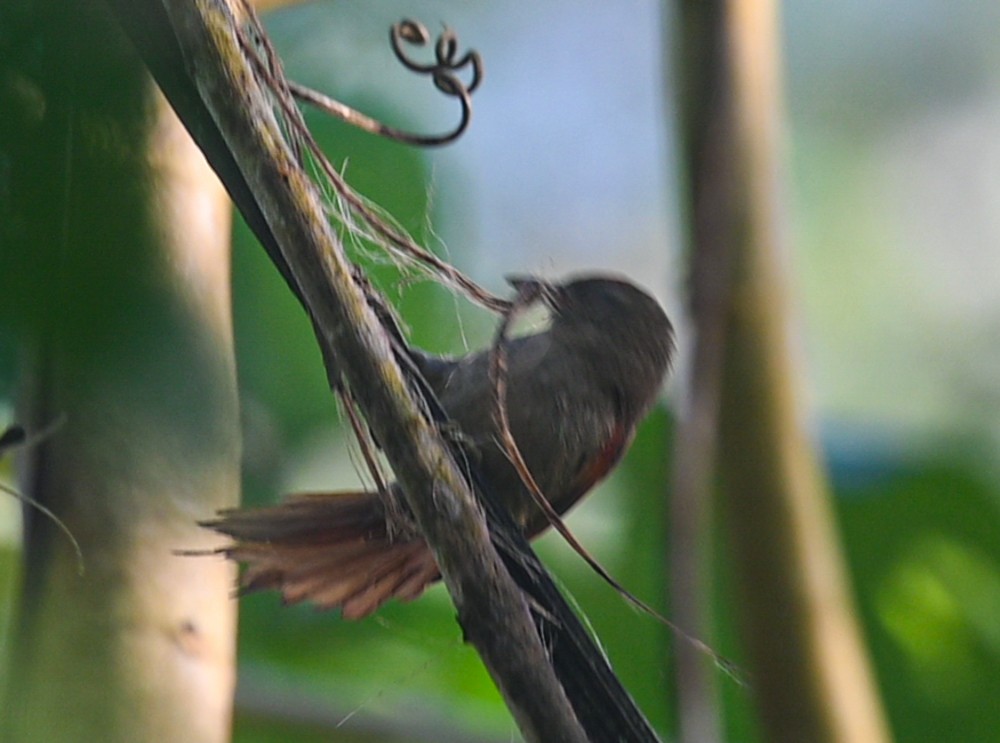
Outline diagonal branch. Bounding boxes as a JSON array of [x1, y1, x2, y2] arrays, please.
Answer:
[[109, 0, 665, 738], [154, 1, 586, 740]]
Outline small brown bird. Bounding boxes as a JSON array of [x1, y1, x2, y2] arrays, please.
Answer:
[[206, 274, 674, 618]]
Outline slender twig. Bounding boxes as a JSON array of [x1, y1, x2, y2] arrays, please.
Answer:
[[340, 393, 388, 496], [289, 19, 482, 147], [0, 417, 83, 575], [0, 425, 26, 452], [0, 415, 65, 453]]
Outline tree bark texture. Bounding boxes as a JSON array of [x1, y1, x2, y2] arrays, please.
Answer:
[[0, 1, 240, 741]]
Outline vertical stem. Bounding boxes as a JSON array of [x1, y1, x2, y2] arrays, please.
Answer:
[[1, 2, 240, 741], [668, 0, 735, 739], [716, 1, 893, 741], [671, 0, 892, 740]]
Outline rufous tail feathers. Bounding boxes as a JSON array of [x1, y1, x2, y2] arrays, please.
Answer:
[[203, 492, 439, 620]]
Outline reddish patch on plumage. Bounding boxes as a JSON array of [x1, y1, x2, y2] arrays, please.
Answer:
[[556, 422, 634, 515]]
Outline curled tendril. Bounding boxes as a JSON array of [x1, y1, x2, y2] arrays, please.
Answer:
[[290, 18, 482, 148], [390, 19, 483, 96]]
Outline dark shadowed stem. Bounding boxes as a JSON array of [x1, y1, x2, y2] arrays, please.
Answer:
[[667, 0, 735, 739], [158, 1, 587, 740]]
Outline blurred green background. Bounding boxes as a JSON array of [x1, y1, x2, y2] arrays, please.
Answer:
[[3, 1, 1000, 740]]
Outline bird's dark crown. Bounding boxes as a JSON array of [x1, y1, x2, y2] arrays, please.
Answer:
[[506, 273, 675, 394]]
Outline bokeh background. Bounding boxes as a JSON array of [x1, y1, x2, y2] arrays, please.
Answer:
[[3, 1, 999, 740]]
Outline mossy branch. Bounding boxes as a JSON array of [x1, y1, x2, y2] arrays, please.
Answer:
[[154, 1, 587, 740]]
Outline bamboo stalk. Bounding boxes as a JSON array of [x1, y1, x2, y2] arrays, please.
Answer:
[[716, 1, 893, 741]]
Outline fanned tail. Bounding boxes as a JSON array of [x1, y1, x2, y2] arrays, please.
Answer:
[[203, 492, 439, 619]]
